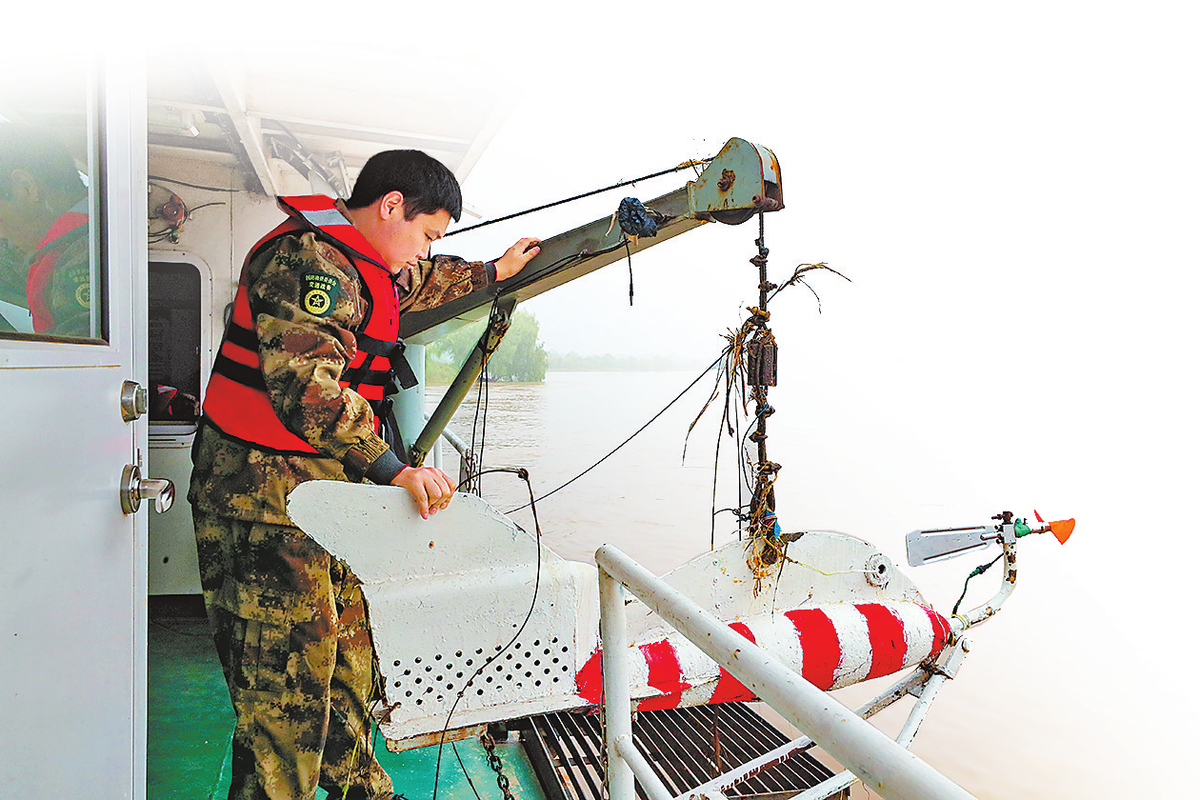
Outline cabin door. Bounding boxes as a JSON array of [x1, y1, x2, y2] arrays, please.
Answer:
[[0, 56, 150, 798]]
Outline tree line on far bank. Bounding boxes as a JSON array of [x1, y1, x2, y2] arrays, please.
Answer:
[[424, 310, 704, 384], [425, 310, 548, 383], [546, 352, 705, 372]]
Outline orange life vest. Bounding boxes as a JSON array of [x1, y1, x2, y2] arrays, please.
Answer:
[[201, 195, 415, 456], [27, 208, 89, 333]]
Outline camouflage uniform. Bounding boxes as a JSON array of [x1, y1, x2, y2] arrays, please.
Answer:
[[191, 209, 493, 800]]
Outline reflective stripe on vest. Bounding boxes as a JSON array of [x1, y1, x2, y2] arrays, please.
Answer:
[[202, 195, 410, 455]]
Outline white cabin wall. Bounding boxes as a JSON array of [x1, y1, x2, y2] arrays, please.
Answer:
[[145, 153, 304, 595], [147, 153, 293, 332]]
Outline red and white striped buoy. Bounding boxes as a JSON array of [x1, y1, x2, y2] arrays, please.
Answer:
[[576, 601, 952, 710]]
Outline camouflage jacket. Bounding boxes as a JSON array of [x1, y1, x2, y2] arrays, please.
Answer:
[[189, 222, 493, 525]]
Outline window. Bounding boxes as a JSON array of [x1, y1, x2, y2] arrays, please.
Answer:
[[148, 261, 203, 422], [0, 55, 101, 341]]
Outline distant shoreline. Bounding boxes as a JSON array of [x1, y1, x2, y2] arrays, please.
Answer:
[[425, 354, 708, 386], [546, 353, 707, 372], [424, 365, 707, 387]]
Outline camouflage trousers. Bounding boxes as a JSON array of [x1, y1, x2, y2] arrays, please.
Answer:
[[193, 511, 393, 800]]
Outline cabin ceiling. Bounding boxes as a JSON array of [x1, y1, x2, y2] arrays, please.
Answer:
[[146, 50, 506, 199]]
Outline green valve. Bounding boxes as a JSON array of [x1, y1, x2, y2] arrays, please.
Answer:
[[1015, 519, 1033, 537]]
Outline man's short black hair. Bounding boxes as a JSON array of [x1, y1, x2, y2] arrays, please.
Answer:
[[345, 149, 463, 222], [0, 123, 86, 201]]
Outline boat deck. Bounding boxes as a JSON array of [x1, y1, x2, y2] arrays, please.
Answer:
[[147, 600, 541, 800], [149, 598, 840, 800]]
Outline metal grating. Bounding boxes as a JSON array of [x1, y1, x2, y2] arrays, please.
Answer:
[[519, 703, 845, 800]]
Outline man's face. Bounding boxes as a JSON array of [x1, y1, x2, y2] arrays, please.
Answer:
[[373, 199, 451, 274]]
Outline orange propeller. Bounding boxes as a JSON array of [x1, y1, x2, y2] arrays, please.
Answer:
[[1034, 510, 1075, 544]]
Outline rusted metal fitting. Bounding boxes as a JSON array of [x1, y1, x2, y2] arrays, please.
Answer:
[[747, 338, 778, 386], [752, 195, 783, 212]]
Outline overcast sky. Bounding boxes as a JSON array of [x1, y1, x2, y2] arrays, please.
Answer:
[[446, 4, 1199, 794], [447, 3, 1198, 566]]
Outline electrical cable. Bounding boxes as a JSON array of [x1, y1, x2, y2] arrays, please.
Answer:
[[466, 294, 505, 495], [469, 367, 487, 494], [431, 467, 543, 800], [955, 554, 1003, 618], [707, 361, 728, 549], [625, 239, 634, 305], [718, 401, 771, 544], [496, 239, 628, 299], [444, 158, 713, 238], [451, 741, 484, 800], [147, 174, 240, 193], [505, 354, 723, 514], [146, 182, 226, 244], [684, 346, 748, 547]]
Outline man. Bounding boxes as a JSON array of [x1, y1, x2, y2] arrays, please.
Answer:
[[0, 123, 92, 336], [189, 149, 539, 800]]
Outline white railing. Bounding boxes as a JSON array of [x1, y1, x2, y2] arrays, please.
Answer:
[[595, 544, 980, 800]]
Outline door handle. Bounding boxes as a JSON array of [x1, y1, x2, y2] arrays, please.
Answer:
[[120, 464, 175, 514]]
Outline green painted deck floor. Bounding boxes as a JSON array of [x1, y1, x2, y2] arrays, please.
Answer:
[[147, 611, 542, 800]]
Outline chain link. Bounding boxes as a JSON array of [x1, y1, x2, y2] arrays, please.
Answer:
[[480, 731, 517, 800], [460, 448, 479, 495]]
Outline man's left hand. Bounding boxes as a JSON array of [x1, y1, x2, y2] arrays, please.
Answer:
[[493, 237, 541, 281]]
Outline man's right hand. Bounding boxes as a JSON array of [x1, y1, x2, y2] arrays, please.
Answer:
[[391, 466, 456, 519]]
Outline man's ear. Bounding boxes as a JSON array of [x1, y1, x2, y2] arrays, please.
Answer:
[[380, 190, 405, 219], [8, 169, 40, 203]]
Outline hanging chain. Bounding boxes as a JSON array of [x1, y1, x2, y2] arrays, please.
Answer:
[[743, 212, 787, 585], [480, 731, 517, 800], [687, 213, 847, 586], [459, 448, 480, 495]]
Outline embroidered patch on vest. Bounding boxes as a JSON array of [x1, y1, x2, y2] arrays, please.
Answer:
[[301, 272, 340, 317], [66, 265, 91, 309]]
